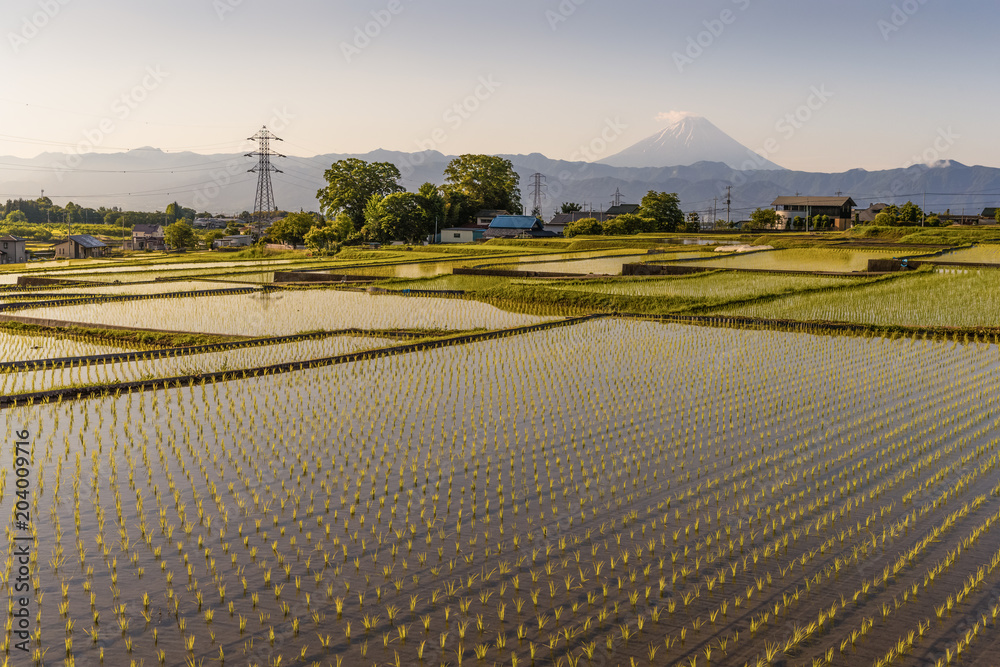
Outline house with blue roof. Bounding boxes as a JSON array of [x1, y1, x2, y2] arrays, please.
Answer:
[[484, 215, 554, 239]]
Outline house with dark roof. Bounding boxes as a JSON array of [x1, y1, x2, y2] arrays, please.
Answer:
[[772, 196, 857, 231], [605, 204, 641, 217], [484, 215, 552, 239], [52, 235, 108, 259], [474, 210, 509, 227], [0, 235, 27, 264], [855, 203, 890, 224], [127, 224, 166, 251], [981, 208, 999, 223], [545, 204, 643, 234]]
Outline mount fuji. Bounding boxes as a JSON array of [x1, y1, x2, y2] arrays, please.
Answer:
[[601, 116, 784, 171]]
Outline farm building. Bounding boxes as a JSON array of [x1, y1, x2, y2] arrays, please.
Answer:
[[213, 235, 254, 249], [127, 224, 166, 251], [772, 196, 857, 231], [484, 215, 555, 239], [439, 226, 486, 244], [52, 235, 108, 259], [0, 235, 27, 264]]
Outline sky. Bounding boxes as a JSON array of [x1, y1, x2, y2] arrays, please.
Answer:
[[1, 0, 997, 173]]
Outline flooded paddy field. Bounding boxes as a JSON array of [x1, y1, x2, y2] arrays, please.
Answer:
[[5, 318, 1000, 666]]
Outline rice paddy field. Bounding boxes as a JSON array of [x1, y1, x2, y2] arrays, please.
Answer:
[[6, 318, 1000, 667], [926, 245, 1000, 264], [6, 237, 1000, 667], [710, 269, 1000, 329], [12, 290, 559, 336], [670, 248, 921, 273], [482, 251, 717, 276]]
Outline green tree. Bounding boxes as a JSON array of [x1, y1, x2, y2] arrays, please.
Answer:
[[164, 221, 197, 249], [603, 213, 653, 236], [316, 159, 404, 231], [563, 217, 603, 237], [415, 182, 446, 233], [899, 201, 922, 224], [995, 209, 1000, 224], [637, 191, 684, 232], [748, 208, 782, 230], [442, 154, 521, 217], [4, 211, 27, 224], [362, 192, 427, 244], [873, 211, 895, 226], [224, 221, 242, 236], [683, 211, 701, 232], [561, 202, 582, 214], [203, 229, 226, 248], [304, 225, 341, 253], [267, 212, 317, 246]]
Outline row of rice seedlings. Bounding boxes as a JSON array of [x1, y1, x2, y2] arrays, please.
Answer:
[[545, 271, 869, 300], [15, 290, 561, 336], [712, 269, 1000, 329], [0, 335, 399, 396], [5, 319, 1000, 665], [0, 332, 139, 364], [675, 247, 917, 273]]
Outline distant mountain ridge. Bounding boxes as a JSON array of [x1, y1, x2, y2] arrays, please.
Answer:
[[601, 116, 784, 171], [1, 148, 998, 221]]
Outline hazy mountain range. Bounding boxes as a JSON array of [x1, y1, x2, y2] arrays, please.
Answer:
[[2, 116, 998, 220]]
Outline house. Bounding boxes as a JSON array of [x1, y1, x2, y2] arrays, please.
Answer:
[[193, 217, 240, 229], [855, 203, 890, 224], [474, 210, 509, 227], [605, 204, 641, 216], [52, 235, 107, 259], [128, 224, 166, 251], [981, 208, 999, 224], [484, 215, 555, 239], [439, 226, 486, 244], [544, 204, 641, 234], [0, 235, 27, 264], [772, 196, 857, 231], [544, 211, 609, 234], [213, 235, 254, 249]]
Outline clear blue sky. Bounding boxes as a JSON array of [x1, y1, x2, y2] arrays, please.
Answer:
[[2, 0, 995, 171]]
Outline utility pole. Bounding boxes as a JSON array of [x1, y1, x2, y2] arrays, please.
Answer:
[[713, 197, 718, 225], [246, 126, 285, 237], [922, 191, 926, 227], [726, 186, 732, 226]]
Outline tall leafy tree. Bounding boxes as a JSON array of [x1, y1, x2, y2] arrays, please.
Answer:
[[441, 155, 521, 222], [362, 192, 427, 244], [164, 221, 197, 249], [637, 191, 684, 232], [317, 158, 404, 231], [268, 212, 319, 245], [561, 202, 582, 214]]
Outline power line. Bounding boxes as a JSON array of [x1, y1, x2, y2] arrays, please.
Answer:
[[247, 126, 284, 228]]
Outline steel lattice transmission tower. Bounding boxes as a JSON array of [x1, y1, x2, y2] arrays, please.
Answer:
[[246, 126, 285, 230], [528, 172, 547, 217]]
